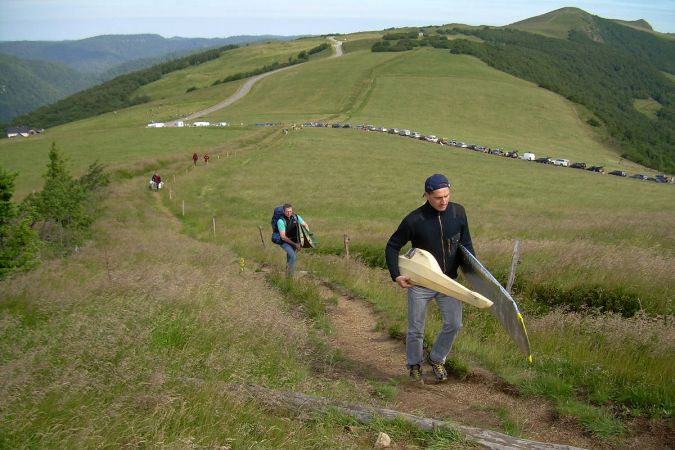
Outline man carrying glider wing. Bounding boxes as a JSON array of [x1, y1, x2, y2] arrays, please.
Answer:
[[385, 173, 475, 383]]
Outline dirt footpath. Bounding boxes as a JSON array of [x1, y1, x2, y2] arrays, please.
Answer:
[[320, 283, 604, 450]]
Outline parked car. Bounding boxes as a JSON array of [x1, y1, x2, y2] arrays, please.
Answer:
[[504, 151, 519, 158], [553, 159, 570, 167], [410, 131, 422, 139], [535, 157, 552, 164], [331, 123, 341, 128], [587, 166, 604, 173], [630, 173, 648, 180], [570, 162, 586, 169], [608, 170, 627, 177], [388, 128, 399, 134], [399, 129, 411, 136], [342, 123, 352, 128], [425, 135, 439, 143]]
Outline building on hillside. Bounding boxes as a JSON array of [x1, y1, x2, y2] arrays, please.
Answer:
[[6, 126, 44, 138]]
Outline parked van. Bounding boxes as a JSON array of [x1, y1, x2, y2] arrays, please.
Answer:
[[521, 152, 536, 161]]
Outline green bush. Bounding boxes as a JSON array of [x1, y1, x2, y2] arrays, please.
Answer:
[[0, 165, 39, 275], [526, 283, 642, 316]]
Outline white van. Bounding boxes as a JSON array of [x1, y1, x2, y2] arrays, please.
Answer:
[[521, 152, 536, 161]]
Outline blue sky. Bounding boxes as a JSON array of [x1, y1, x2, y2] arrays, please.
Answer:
[[1, 0, 673, 41]]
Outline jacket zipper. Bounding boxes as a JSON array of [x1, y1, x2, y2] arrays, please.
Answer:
[[438, 213, 446, 272]]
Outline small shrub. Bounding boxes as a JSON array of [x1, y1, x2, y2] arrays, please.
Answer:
[[527, 283, 642, 317]]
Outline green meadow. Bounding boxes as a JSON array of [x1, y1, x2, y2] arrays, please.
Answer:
[[1, 36, 673, 447]]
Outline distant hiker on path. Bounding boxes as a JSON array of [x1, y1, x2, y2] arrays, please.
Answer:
[[271, 203, 310, 276], [385, 174, 475, 383], [204, 153, 210, 165], [192, 152, 199, 166], [150, 172, 162, 191]]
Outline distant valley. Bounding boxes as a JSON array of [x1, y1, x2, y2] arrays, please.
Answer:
[[0, 33, 299, 122]]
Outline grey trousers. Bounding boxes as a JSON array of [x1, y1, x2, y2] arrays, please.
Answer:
[[406, 285, 463, 367]]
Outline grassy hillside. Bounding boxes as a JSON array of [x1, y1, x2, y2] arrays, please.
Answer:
[[508, 8, 675, 73], [0, 177, 391, 448], [136, 38, 330, 102], [167, 125, 673, 439], [508, 7, 597, 39], [0, 34, 673, 447]]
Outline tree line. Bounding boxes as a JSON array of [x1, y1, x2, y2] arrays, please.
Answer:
[[371, 25, 675, 173], [0, 143, 108, 276]]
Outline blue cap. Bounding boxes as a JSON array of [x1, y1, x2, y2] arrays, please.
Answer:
[[424, 174, 451, 192]]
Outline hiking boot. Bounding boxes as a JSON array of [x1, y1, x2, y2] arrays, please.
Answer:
[[428, 357, 448, 381], [409, 364, 423, 383]]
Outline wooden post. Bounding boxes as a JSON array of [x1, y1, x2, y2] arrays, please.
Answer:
[[343, 234, 350, 258], [173, 174, 176, 183], [506, 240, 521, 294], [212, 216, 216, 238], [258, 226, 266, 247], [169, 188, 172, 200], [182, 200, 185, 216]]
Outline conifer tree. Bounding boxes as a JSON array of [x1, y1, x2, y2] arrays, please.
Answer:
[[0, 165, 39, 275]]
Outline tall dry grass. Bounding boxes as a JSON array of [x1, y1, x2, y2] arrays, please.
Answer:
[[0, 174, 379, 448]]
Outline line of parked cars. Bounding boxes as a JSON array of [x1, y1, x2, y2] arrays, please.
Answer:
[[302, 122, 673, 184]]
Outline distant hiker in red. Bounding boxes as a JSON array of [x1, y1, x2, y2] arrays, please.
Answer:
[[192, 152, 198, 166], [204, 154, 210, 164], [150, 173, 161, 191]]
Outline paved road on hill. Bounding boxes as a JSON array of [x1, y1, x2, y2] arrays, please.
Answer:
[[329, 36, 343, 57], [165, 37, 343, 126]]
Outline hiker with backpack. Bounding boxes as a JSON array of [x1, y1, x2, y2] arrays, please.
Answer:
[[271, 203, 310, 275]]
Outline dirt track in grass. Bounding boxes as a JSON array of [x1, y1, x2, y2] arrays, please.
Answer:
[[317, 280, 670, 450]]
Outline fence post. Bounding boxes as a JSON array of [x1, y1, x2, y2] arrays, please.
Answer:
[[258, 226, 266, 247], [506, 240, 521, 294], [212, 216, 216, 238], [182, 200, 185, 217], [169, 188, 172, 200], [173, 174, 176, 183], [343, 234, 350, 258]]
